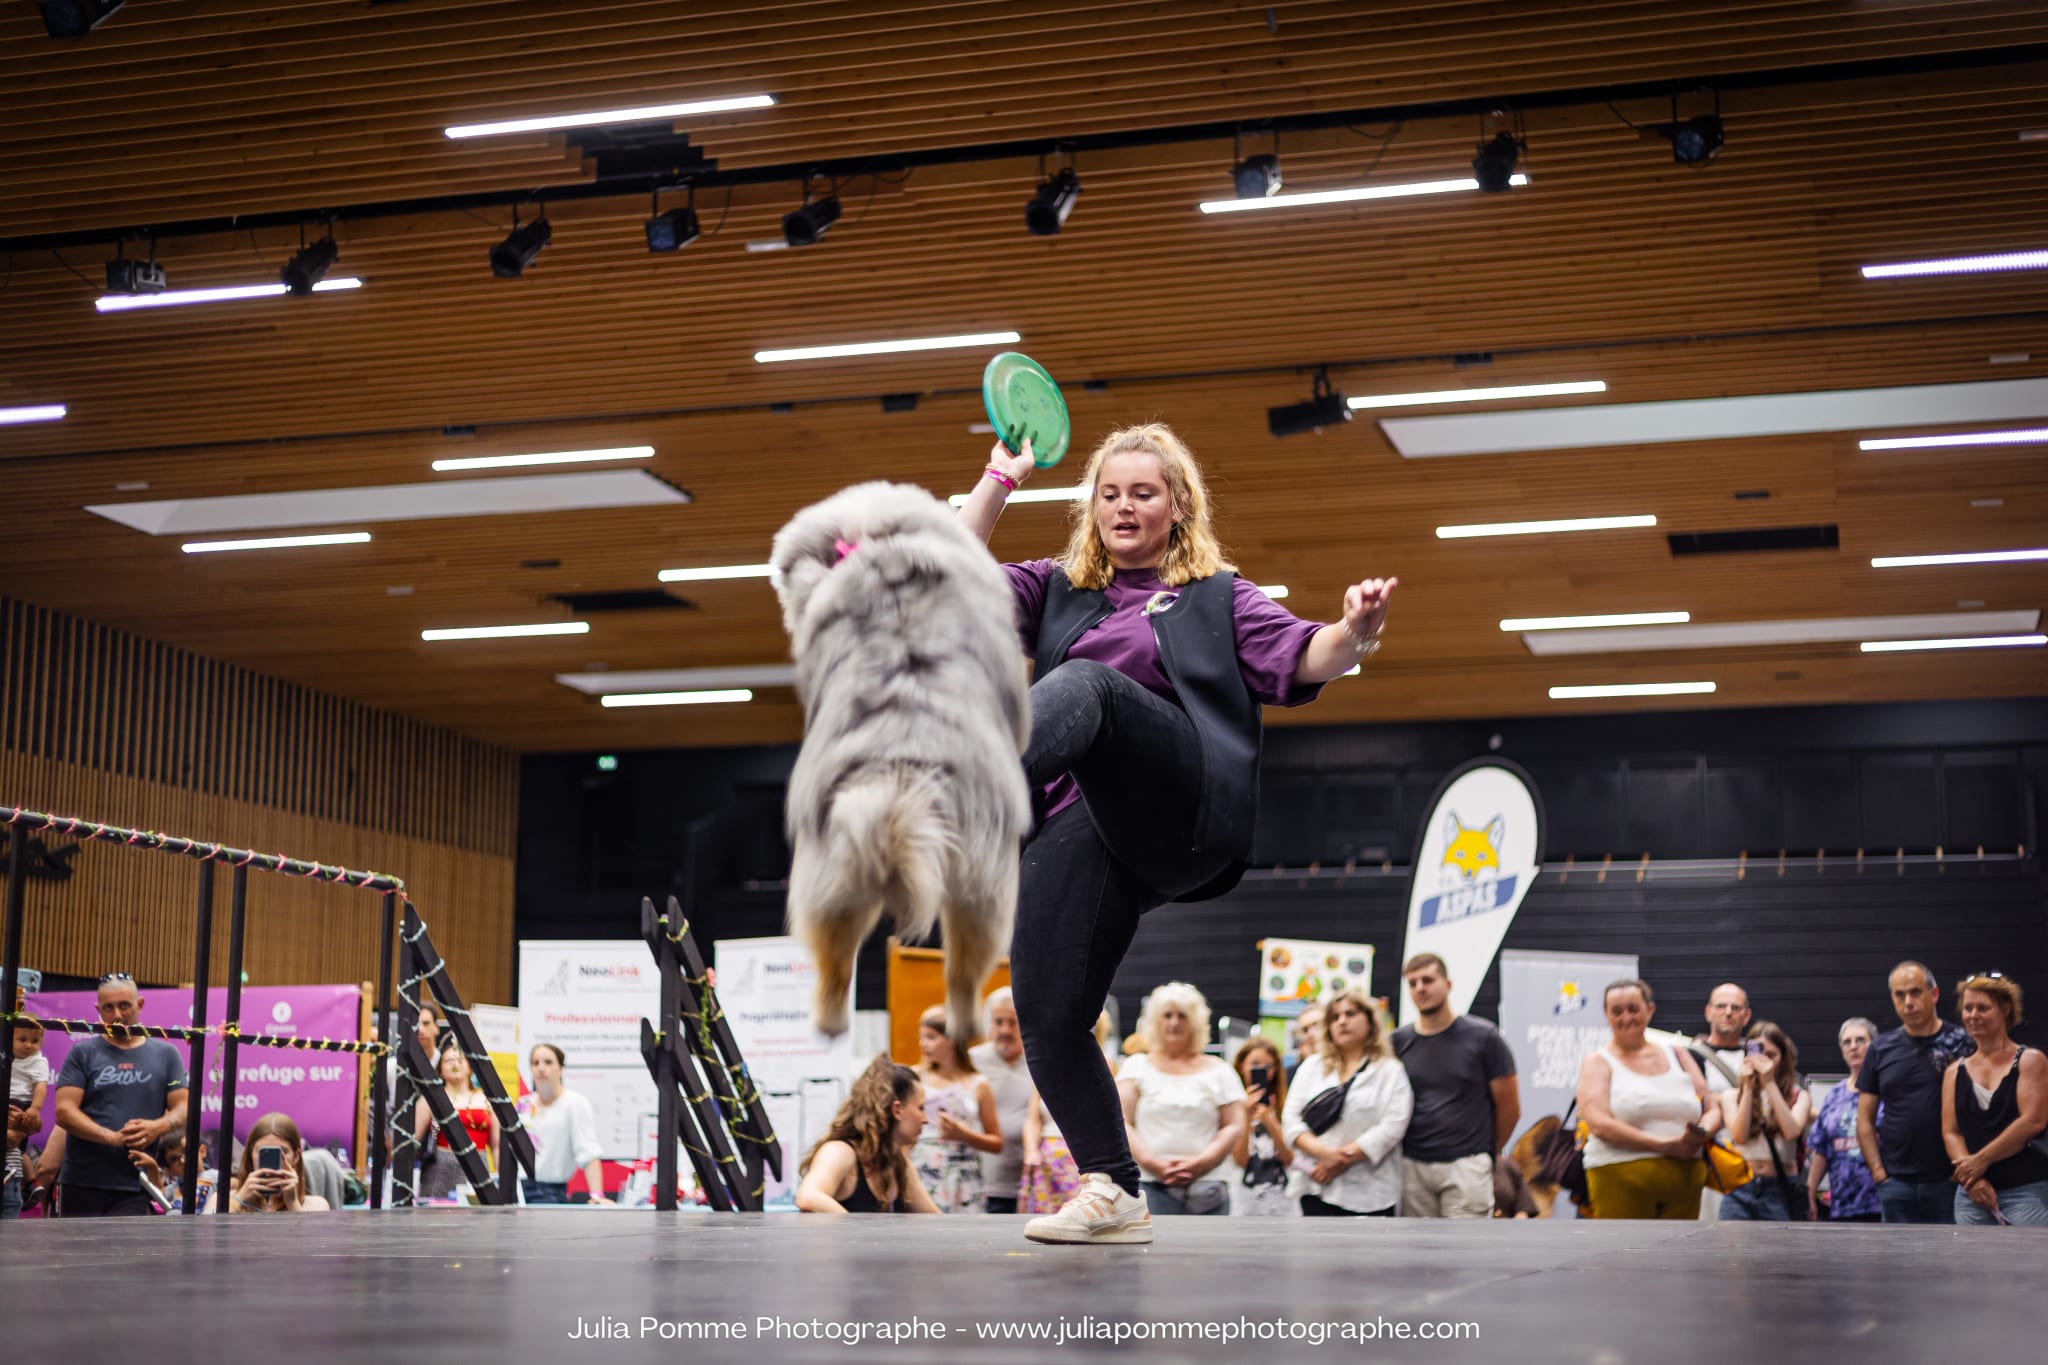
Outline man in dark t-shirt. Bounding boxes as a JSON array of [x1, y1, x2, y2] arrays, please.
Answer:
[[1857, 960, 1973, 1224], [1392, 954, 1520, 1218], [54, 975, 189, 1217]]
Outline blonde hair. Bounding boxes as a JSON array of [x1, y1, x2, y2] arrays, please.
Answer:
[[1136, 981, 1212, 1055], [1957, 975, 2024, 1028], [1057, 423, 1235, 590], [1316, 988, 1394, 1068]]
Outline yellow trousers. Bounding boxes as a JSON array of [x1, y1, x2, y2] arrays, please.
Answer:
[[1585, 1157, 1706, 1220]]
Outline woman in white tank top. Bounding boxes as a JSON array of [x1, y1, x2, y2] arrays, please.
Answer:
[[1576, 979, 1718, 1219]]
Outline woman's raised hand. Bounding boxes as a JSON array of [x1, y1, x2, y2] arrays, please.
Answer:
[[988, 438, 1035, 485], [1341, 577, 1397, 641]]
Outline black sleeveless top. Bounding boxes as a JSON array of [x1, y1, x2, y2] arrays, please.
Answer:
[[1953, 1046, 2048, 1190], [842, 1164, 903, 1213]]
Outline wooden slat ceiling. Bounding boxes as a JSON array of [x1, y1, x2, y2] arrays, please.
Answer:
[[3, 1, 2046, 752]]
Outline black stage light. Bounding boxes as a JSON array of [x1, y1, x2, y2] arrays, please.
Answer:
[[1024, 169, 1081, 236], [1267, 373, 1351, 438], [1666, 115, 1725, 166], [782, 195, 842, 247], [281, 237, 338, 295], [104, 257, 166, 294], [1471, 131, 1523, 192], [490, 217, 552, 278], [40, 0, 125, 37], [1232, 153, 1283, 200], [644, 206, 702, 253]]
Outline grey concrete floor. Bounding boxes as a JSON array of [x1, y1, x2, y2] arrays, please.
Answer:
[[2, 1209, 2036, 1363]]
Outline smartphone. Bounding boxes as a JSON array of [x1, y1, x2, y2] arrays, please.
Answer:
[[258, 1147, 284, 1172], [1248, 1063, 1272, 1092], [1744, 1040, 1765, 1057]]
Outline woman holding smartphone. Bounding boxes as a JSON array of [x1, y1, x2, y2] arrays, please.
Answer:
[[1229, 1037, 1297, 1216], [230, 1113, 329, 1213]]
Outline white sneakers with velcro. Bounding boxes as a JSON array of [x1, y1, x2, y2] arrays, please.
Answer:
[[1022, 1172, 1153, 1244]]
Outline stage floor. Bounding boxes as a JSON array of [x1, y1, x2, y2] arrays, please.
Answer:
[[4, 1209, 2036, 1362]]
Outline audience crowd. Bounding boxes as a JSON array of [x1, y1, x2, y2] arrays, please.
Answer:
[[9, 956, 2043, 1227]]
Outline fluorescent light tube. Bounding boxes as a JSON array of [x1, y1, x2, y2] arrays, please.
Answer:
[[96, 278, 361, 312], [1861, 250, 2048, 279], [557, 665, 793, 694], [432, 445, 654, 472], [947, 484, 1088, 507], [182, 532, 372, 554], [1549, 682, 1716, 699], [445, 94, 775, 139], [1438, 514, 1657, 539], [1501, 611, 1689, 631], [1871, 549, 2048, 568], [1523, 609, 2039, 656], [657, 563, 774, 583], [1349, 381, 1605, 411], [1859, 428, 2048, 451], [421, 622, 590, 641], [0, 404, 66, 425], [600, 689, 754, 707], [1260, 585, 1290, 599], [755, 331, 1021, 363], [1859, 635, 2046, 653], [1198, 174, 1527, 214]]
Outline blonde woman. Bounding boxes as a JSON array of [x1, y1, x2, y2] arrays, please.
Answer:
[[958, 424, 1396, 1246], [1282, 990, 1412, 1216], [910, 1005, 1001, 1214], [1115, 982, 1246, 1220]]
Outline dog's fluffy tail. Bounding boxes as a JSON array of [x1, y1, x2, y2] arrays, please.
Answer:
[[790, 769, 952, 1036]]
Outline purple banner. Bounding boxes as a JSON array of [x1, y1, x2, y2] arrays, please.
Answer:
[[20, 986, 365, 1158]]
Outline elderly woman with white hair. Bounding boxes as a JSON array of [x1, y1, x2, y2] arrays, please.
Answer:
[[1114, 982, 1246, 1216], [967, 986, 1034, 1213]]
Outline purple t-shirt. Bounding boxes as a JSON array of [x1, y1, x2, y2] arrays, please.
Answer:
[[1004, 560, 1325, 819]]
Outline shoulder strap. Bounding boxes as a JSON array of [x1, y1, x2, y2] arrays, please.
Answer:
[[1691, 1042, 1740, 1087]]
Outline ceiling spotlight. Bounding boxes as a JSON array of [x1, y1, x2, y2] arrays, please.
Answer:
[[1268, 370, 1352, 438], [104, 256, 166, 295], [40, 0, 125, 37], [782, 194, 842, 248], [1232, 153, 1283, 200], [1471, 131, 1524, 193], [1665, 115, 1725, 166], [281, 236, 339, 296], [1025, 168, 1082, 237], [490, 214, 551, 279], [645, 206, 701, 253]]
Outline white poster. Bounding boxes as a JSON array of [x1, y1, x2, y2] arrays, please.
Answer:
[[716, 934, 861, 1208], [517, 940, 660, 1159], [1399, 759, 1545, 1026], [1256, 938, 1376, 1019]]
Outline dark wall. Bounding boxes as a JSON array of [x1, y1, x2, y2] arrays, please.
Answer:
[[516, 697, 2048, 1057]]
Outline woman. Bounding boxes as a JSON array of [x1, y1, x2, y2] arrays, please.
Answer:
[[1019, 1011, 1111, 1216], [414, 1042, 498, 1201], [229, 1113, 330, 1214], [910, 1005, 1001, 1214], [960, 424, 1394, 1245], [1116, 982, 1246, 1217], [1720, 1020, 1813, 1220], [1942, 974, 2048, 1225], [1281, 989, 1412, 1216], [795, 1055, 939, 1214], [1576, 980, 1717, 1220], [1229, 1037, 1297, 1216], [517, 1043, 610, 1205], [1806, 1017, 1882, 1222]]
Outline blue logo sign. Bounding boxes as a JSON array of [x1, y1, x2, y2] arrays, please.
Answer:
[[1417, 874, 1519, 929]]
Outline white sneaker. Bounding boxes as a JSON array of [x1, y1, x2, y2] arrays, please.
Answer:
[[1023, 1172, 1153, 1245]]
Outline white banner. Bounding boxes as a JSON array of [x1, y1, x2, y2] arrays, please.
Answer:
[[1399, 759, 1545, 1026], [1497, 948, 1635, 1221], [716, 935, 861, 1208], [1256, 938, 1375, 1019], [517, 940, 660, 1158]]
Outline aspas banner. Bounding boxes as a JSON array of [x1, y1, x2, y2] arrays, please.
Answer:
[[1399, 758, 1546, 1026]]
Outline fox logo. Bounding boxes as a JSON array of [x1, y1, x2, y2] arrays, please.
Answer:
[[1440, 812, 1505, 888]]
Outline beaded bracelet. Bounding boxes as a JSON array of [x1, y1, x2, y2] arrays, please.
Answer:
[[983, 467, 1019, 493]]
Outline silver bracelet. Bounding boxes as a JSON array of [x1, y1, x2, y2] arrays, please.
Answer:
[[1340, 620, 1382, 656]]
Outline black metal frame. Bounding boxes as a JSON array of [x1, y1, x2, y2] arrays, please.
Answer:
[[636, 895, 780, 1212]]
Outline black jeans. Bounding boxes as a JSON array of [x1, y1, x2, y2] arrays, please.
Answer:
[[60, 1184, 154, 1217], [1011, 661, 1215, 1200], [984, 1195, 1019, 1214], [1302, 1195, 1395, 1218]]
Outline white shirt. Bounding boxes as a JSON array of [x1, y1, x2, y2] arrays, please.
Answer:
[[519, 1088, 603, 1184], [1118, 1053, 1245, 1164], [968, 1041, 1033, 1191], [1282, 1053, 1413, 1213]]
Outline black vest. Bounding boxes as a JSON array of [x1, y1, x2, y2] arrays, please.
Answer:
[[1032, 567, 1260, 901]]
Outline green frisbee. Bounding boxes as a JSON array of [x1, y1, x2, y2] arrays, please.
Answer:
[[982, 351, 1071, 467]]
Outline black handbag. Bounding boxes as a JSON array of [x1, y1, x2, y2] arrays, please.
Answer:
[[1537, 1100, 1589, 1199], [1301, 1064, 1363, 1135]]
